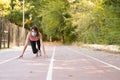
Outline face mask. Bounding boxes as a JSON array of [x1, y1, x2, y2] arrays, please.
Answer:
[[31, 32, 37, 37]]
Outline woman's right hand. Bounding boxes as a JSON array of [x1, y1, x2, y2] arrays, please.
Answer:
[[19, 54, 23, 58], [44, 54, 48, 58]]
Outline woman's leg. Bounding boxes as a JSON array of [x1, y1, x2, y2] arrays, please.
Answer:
[[37, 40, 41, 56], [36, 40, 40, 50], [30, 40, 38, 54]]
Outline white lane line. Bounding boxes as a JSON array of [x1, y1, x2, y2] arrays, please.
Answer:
[[0, 56, 19, 65], [67, 47, 120, 71], [46, 46, 56, 80]]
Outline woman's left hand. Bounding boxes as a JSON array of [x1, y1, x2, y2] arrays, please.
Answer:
[[44, 54, 48, 58]]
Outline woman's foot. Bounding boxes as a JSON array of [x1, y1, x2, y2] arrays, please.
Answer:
[[36, 52, 38, 57], [38, 50, 42, 56]]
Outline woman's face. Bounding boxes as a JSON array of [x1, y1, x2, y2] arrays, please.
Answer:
[[31, 29, 37, 37]]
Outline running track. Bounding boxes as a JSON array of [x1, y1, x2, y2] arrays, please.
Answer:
[[0, 45, 120, 80]]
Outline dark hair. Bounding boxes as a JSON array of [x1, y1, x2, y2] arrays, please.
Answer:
[[30, 26, 39, 36]]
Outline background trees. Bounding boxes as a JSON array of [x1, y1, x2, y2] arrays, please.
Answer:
[[70, 0, 120, 45], [1, 0, 120, 45]]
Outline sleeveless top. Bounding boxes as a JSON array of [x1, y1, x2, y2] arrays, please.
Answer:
[[29, 34, 40, 41]]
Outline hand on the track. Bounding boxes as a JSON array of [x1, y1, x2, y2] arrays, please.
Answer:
[[44, 54, 48, 58], [19, 54, 23, 58]]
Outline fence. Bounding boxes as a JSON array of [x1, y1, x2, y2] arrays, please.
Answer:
[[0, 19, 28, 49]]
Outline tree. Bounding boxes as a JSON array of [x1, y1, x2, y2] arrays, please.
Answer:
[[41, 0, 75, 42], [70, 0, 120, 45]]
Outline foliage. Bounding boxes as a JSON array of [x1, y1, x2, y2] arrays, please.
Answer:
[[71, 0, 120, 45], [40, 0, 76, 42], [1, 0, 120, 45]]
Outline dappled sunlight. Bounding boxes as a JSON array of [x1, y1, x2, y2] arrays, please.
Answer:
[[53, 57, 117, 78], [18, 57, 49, 67], [18, 58, 48, 63], [54, 66, 75, 70], [26, 63, 47, 66], [1, 45, 120, 80], [53, 58, 88, 72], [29, 70, 46, 73], [0, 0, 10, 4], [80, 66, 111, 74]]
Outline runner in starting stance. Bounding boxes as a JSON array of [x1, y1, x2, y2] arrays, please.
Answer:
[[19, 26, 48, 58]]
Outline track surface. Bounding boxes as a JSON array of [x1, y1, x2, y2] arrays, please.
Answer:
[[0, 45, 120, 80]]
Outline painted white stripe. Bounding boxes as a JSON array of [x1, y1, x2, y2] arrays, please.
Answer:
[[67, 47, 120, 70], [46, 46, 56, 80], [0, 56, 19, 65]]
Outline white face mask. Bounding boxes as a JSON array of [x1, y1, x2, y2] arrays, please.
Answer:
[[31, 32, 37, 37]]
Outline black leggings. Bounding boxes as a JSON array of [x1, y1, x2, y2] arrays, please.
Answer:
[[30, 40, 40, 54]]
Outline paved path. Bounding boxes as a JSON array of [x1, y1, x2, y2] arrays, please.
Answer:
[[0, 45, 120, 80]]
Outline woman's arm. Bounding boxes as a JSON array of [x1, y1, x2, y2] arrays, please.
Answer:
[[39, 33, 48, 58], [19, 32, 30, 58]]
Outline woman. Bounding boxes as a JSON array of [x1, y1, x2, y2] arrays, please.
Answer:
[[19, 26, 48, 58]]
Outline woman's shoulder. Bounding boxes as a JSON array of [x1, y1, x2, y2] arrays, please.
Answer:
[[27, 32, 31, 36], [39, 32, 42, 35]]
